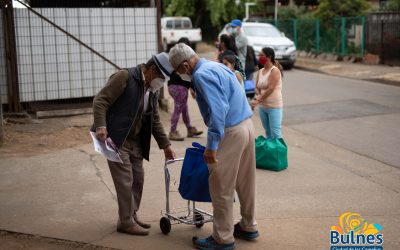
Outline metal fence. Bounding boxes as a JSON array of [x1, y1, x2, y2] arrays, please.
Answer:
[[264, 17, 366, 57], [0, 4, 159, 107], [365, 12, 400, 66]]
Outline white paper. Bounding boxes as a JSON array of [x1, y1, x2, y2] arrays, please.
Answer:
[[90, 132, 123, 163]]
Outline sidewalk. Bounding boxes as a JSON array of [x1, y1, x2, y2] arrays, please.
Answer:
[[295, 56, 400, 86]]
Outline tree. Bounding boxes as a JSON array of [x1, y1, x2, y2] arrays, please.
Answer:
[[164, 0, 245, 28], [294, 0, 319, 6], [383, 0, 400, 11], [314, 0, 370, 19], [163, 0, 247, 41], [277, 5, 311, 19]]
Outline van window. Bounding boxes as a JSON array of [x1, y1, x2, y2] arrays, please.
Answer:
[[174, 20, 182, 29], [183, 20, 191, 28], [166, 20, 173, 29]]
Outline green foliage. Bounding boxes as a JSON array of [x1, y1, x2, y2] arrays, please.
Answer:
[[206, 0, 244, 27], [278, 6, 299, 20], [164, 0, 196, 17], [163, 0, 246, 28], [278, 5, 310, 19], [314, 0, 370, 19], [296, 19, 317, 52], [383, 0, 400, 11]]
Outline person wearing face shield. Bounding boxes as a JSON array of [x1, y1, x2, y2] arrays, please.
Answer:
[[229, 19, 248, 71], [92, 52, 176, 236], [169, 43, 259, 250]]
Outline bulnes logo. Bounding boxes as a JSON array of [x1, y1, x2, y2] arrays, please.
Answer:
[[330, 212, 383, 250]]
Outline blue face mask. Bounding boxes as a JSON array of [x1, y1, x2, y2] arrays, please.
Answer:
[[230, 27, 238, 36]]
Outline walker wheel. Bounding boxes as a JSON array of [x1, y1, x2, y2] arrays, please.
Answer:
[[160, 217, 171, 234], [194, 212, 204, 228]]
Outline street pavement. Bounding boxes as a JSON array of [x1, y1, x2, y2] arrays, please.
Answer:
[[295, 57, 400, 86], [0, 56, 400, 249]]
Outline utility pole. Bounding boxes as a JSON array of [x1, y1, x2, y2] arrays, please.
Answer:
[[2, 0, 21, 112], [274, 0, 278, 22], [0, 99, 3, 147], [244, 2, 256, 22]]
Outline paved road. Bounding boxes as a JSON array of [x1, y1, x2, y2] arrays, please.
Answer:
[[200, 51, 400, 168], [280, 69, 400, 168]]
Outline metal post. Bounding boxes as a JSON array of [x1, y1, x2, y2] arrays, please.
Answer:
[[316, 19, 320, 54], [361, 16, 365, 57], [380, 19, 384, 64], [341, 17, 346, 56], [156, 0, 162, 53], [274, 0, 278, 22], [244, 3, 256, 22], [2, 0, 21, 112], [0, 2, 5, 145], [293, 19, 297, 48], [0, 98, 3, 146], [156, 0, 168, 110]]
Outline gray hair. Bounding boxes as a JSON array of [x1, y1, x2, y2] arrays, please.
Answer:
[[169, 43, 197, 69]]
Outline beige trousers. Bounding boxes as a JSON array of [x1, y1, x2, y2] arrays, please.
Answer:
[[107, 139, 144, 228], [208, 118, 257, 244]]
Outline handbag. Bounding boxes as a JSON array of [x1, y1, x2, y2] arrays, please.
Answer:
[[255, 136, 288, 171], [178, 142, 212, 202]]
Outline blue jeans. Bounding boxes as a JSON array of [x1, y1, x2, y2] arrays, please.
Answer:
[[258, 106, 283, 139]]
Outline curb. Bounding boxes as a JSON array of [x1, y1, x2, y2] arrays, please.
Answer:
[[294, 64, 400, 87]]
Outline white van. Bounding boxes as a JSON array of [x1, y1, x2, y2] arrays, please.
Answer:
[[161, 17, 202, 52]]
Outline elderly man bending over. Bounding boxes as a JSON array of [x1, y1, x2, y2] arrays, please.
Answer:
[[169, 43, 259, 250]]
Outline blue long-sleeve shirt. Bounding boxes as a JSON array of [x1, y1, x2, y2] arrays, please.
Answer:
[[192, 58, 253, 150]]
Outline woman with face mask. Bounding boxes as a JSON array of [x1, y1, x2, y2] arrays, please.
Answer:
[[251, 47, 284, 139], [167, 38, 203, 141]]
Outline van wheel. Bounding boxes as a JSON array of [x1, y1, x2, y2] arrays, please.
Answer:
[[284, 63, 294, 70]]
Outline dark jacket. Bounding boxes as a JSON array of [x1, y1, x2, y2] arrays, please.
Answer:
[[92, 66, 170, 161], [167, 71, 192, 89], [245, 45, 258, 76]]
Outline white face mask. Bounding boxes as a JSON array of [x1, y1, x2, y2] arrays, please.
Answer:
[[177, 61, 192, 82], [178, 73, 192, 82], [149, 78, 165, 93]]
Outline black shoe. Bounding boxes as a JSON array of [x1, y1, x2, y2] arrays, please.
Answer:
[[233, 223, 259, 241]]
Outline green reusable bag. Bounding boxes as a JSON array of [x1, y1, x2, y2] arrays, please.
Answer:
[[255, 136, 288, 171]]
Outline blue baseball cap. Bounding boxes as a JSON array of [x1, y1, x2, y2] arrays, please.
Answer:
[[230, 19, 242, 27]]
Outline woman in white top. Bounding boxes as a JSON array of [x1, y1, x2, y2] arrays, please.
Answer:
[[251, 47, 283, 139]]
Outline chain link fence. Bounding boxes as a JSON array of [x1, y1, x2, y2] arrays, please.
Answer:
[[263, 17, 366, 57]]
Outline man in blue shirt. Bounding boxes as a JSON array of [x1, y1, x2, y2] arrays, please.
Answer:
[[169, 43, 259, 249]]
